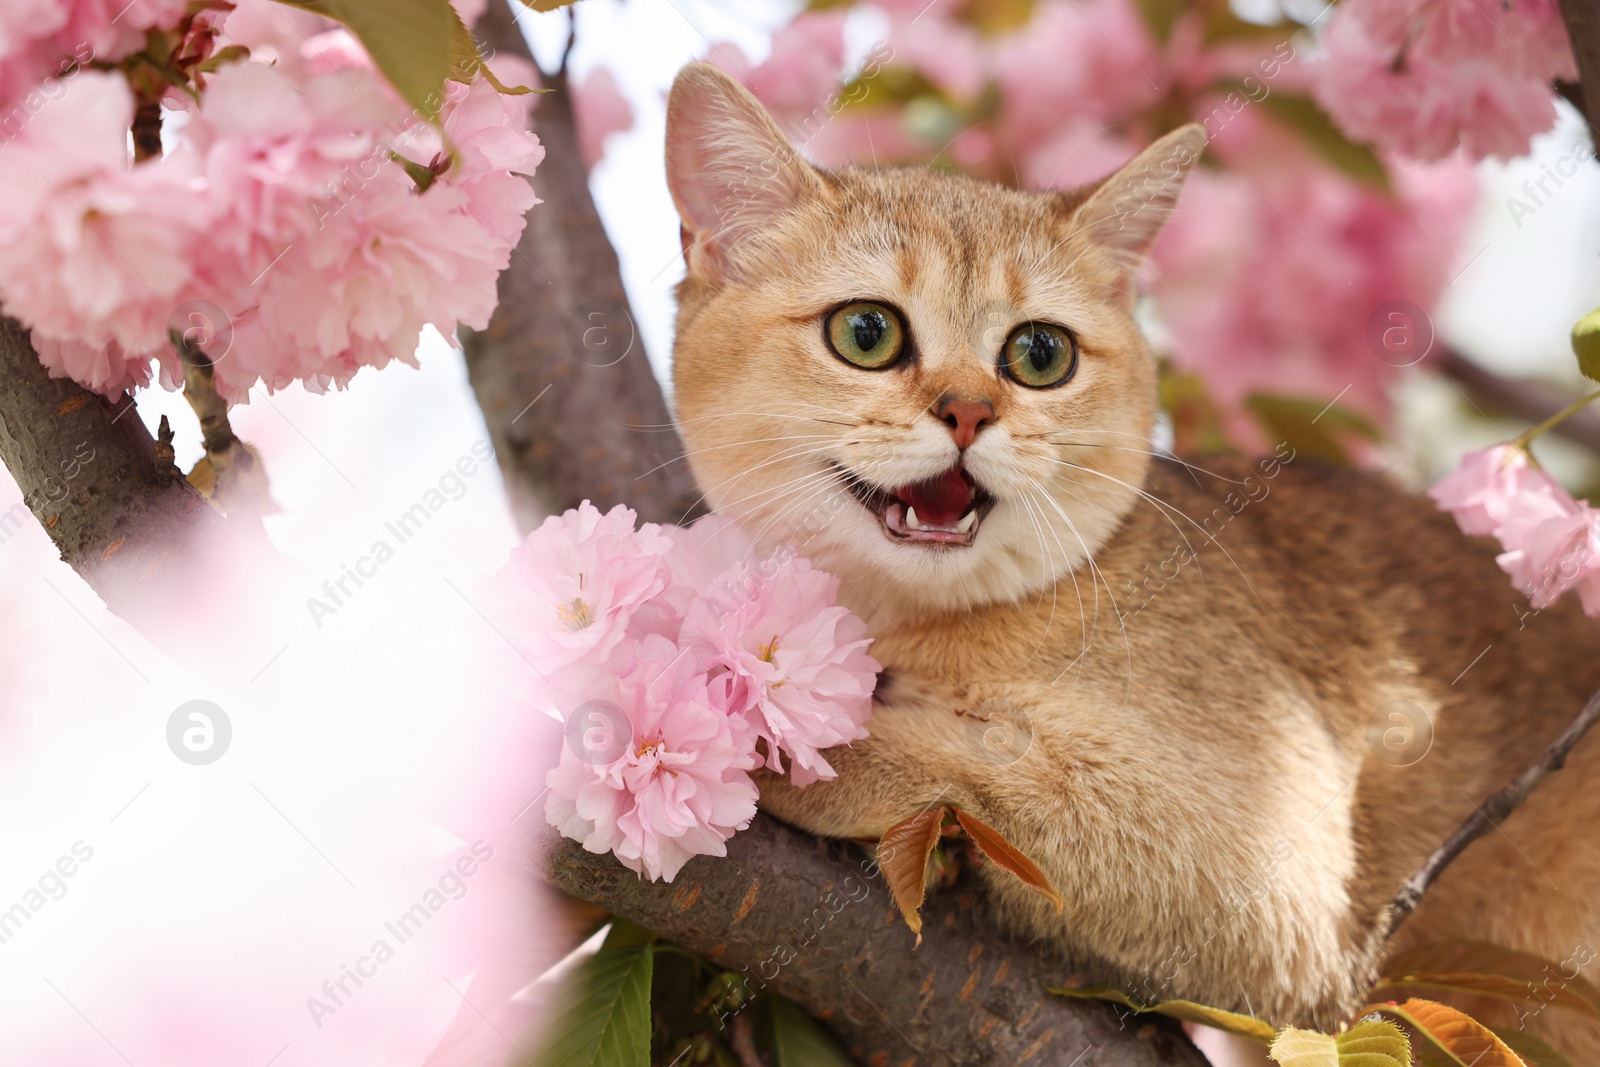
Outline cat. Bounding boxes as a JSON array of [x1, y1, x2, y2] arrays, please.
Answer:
[[662, 60, 1600, 1055]]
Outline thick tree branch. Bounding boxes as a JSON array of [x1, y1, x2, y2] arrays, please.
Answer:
[[539, 816, 1210, 1067], [461, 1, 702, 534], [1375, 687, 1600, 944], [0, 317, 225, 615]]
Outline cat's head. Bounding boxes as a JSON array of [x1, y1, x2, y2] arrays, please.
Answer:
[[664, 62, 1203, 615]]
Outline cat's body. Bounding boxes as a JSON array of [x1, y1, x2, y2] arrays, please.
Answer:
[[663, 62, 1600, 1056]]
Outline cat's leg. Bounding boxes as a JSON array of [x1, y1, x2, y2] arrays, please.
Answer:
[[753, 676, 990, 839]]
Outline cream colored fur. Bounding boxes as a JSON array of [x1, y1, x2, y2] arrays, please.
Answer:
[[664, 61, 1600, 1054]]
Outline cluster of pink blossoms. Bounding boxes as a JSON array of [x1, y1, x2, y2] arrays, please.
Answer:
[[0, 0, 542, 400], [702, 1, 1478, 432], [1430, 445, 1600, 614], [493, 504, 879, 881], [1313, 0, 1578, 162], [0, 0, 190, 111]]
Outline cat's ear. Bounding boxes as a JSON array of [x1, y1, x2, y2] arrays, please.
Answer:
[[1068, 123, 1206, 281], [665, 61, 826, 283]]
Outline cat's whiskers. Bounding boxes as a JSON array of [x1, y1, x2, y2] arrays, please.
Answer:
[[743, 466, 851, 549], [1046, 457, 1259, 597], [681, 408, 864, 429], [1010, 488, 1085, 668], [635, 433, 840, 481], [1034, 429, 1254, 487], [675, 444, 848, 525], [1019, 473, 1134, 694], [709, 461, 850, 543]]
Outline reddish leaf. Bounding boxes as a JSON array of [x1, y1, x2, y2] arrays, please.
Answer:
[[1367, 998, 1530, 1066], [876, 806, 947, 945], [952, 809, 1064, 913]]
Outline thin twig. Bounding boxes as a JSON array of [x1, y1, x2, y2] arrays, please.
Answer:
[[1377, 687, 1600, 944], [729, 1011, 764, 1067]]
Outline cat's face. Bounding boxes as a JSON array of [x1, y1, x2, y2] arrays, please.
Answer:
[[665, 63, 1202, 614]]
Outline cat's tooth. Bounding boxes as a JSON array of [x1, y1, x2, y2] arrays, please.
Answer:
[[905, 506, 922, 530], [955, 511, 976, 534]]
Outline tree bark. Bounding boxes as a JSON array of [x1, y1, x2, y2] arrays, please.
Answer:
[[539, 817, 1210, 1067], [461, 1, 702, 534], [1557, 0, 1600, 131], [0, 318, 223, 620]]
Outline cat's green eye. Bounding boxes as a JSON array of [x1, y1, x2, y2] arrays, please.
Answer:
[[1002, 322, 1077, 388], [825, 301, 906, 370]]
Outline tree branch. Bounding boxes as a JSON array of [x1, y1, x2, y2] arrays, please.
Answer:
[[1436, 348, 1600, 453], [1375, 687, 1600, 944], [1556, 0, 1600, 132], [461, 1, 702, 535], [538, 817, 1210, 1067], [0, 317, 224, 614]]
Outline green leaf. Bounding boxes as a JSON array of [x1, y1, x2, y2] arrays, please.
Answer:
[[1377, 940, 1600, 1020], [1246, 393, 1383, 468], [1251, 91, 1390, 190], [602, 918, 660, 950], [1493, 1029, 1574, 1067], [272, 0, 456, 119], [196, 44, 251, 73], [1269, 1020, 1410, 1066], [526, 945, 653, 1067], [448, 6, 534, 95], [1048, 980, 1279, 1044], [768, 995, 855, 1067], [1572, 307, 1600, 383], [514, 0, 584, 10]]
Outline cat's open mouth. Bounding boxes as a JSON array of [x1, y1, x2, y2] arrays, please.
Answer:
[[837, 464, 995, 546]]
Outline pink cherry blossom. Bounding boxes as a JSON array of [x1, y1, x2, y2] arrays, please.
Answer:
[[545, 635, 759, 881], [710, 11, 848, 133], [0, 71, 207, 395], [1149, 111, 1476, 427], [496, 501, 674, 677], [572, 67, 634, 168], [681, 554, 878, 786], [1429, 444, 1600, 616], [0, 0, 190, 111], [1312, 0, 1577, 161], [1496, 505, 1599, 609], [1427, 444, 1576, 537]]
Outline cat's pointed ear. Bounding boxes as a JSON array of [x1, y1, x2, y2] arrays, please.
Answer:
[[1068, 123, 1206, 281], [665, 61, 826, 283]]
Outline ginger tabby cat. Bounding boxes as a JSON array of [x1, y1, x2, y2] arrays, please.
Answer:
[[663, 61, 1600, 1055]]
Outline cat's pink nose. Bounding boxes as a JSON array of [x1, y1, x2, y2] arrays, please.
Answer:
[[937, 396, 994, 449]]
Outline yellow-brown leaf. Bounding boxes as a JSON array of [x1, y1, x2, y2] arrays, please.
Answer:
[[1368, 998, 1530, 1066], [1049, 982, 1278, 1044], [875, 806, 947, 943]]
